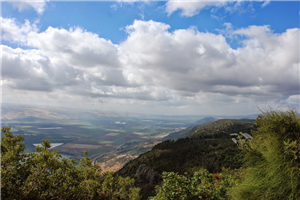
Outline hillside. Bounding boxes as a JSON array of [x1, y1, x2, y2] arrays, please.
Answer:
[[163, 117, 217, 140], [92, 140, 162, 172], [92, 117, 254, 172], [188, 118, 255, 139], [117, 119, 256, 199]]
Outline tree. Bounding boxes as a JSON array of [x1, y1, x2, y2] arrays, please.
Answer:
[[1, 126, 141, 200], [1, 126, 29, 199], [230, 108, 300, 200], [149, 168, 240, 200]]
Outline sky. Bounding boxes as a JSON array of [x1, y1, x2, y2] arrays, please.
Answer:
[[1, 0, 299, 116]]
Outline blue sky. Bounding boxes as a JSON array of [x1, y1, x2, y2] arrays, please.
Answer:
[[2, 1, 299, 47], [1, 1, 300, 115]]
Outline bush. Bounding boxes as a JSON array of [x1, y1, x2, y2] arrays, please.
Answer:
[[230, 108, 300, 200], [1, 126, 141, 200], [149, 168, 241, 200]]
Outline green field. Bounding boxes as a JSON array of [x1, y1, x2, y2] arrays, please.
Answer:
[[4, 115, 197, 158]]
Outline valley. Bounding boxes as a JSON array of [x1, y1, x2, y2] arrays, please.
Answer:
[[1, 104, 204, 169], [1, 104, 257, 172]]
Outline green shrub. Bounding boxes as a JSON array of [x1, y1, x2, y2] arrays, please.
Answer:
[[1, 126, 141, 200], [230, 109, 300, 200], [149, 168, 241, 200]]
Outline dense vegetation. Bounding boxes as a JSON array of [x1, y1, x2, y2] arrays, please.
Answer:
[[117, 119, 255, 199], [1, 126, 140, 200], [231, 109, 300, 199], [148, 109, 300, 200], [187, 119, 255, 139], [149, 168, 241, 200], [120, 137, 242, 175], [2, 109, 299, 200]]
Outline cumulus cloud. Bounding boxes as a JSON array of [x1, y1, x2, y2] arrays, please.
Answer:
[[119, 20, 299, 99], [1, 18, 167, 103], [1, 45, 81, 91], [1, 17, 299, 114], [165, 0, 270, 17], [2, 17, 38, 44], [165, 1, 225, 17], [284, 95, 300, 107], [28, 27, 121, 69], [7, 0, 49, 14]]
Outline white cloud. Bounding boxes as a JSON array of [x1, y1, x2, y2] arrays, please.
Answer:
[[28, 27, 121, 69], [1, 17, 38, 45], [1, 18, 299, 115], [112, 0, 271, 17], [261, 0, 270, 8], [284, 95, 300, 107], [165, 1, 225, 17], [120, 19, 299, 99], [114, 0, 152, 4], [1, 18, 165, 104], [8, 0, 49, 14], [165, 0, 271, 17], [1, 45, 80, 91]]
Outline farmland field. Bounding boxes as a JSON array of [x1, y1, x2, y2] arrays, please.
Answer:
[[1, 104, 257, 171], [1, 105, 201, 159]]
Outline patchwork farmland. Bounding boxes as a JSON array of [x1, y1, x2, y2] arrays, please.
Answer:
[[3, 110, 196, 160]]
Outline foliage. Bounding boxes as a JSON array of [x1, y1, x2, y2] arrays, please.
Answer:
[[119, 119, 254, 176], [118, 119, 254, 199], [188, 119, 255, 139], [230, 108, 300, 200], [5, 109, 297, 200], [149, 168, 241, 200], [1, 126, 140, 200]]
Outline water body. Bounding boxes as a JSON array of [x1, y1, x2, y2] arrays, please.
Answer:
[[33, 143, 64, 149], [29, 151, 74, 159], [32, 143, 74, 159], [37, 127, 62, 130], [60, 153, 73, 159], [115, 121, 126, 124]]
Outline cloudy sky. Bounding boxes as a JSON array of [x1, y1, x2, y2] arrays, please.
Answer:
[[1, 0, 299, 115]]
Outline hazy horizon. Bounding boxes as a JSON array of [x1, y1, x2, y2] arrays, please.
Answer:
[[0, 102, 263, 119]]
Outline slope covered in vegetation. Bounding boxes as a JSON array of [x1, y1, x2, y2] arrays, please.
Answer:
[[117, 119, 256, 199], [187, 118, 255, 139], [163, 117, 217, 140], [146, 109, 300, 200], [231, 109, 300, 199], [2, 109, 299, 200]]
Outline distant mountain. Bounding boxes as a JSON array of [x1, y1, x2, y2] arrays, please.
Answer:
[[117, 119, 256, 199], [164, 117, 217, 140], [1, 104, 143, 121], [186, 117, 217, 127]]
